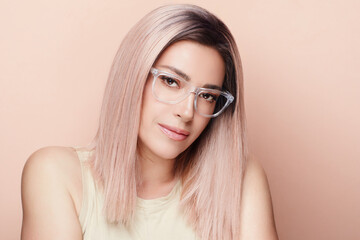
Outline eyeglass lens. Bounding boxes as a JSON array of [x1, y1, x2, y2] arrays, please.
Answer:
[[153, 73, 229, 117]]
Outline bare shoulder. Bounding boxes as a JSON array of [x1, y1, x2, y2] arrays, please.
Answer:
[[239, 155, 279, 240], [21, 146, 83, 240], [23, 146, 81, 179], [22, 146, 82, 211], [24, 145, 79, 168]]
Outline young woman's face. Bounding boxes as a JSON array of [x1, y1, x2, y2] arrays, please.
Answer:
[[138, 40, 225, 160]]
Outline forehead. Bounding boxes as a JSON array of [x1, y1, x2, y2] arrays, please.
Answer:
[[154, 40, 226, 87]]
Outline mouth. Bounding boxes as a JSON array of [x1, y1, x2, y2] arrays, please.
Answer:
[[158, 123, 190, 141]]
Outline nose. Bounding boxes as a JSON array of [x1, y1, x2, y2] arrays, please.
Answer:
[[174, 92, 196, 122]]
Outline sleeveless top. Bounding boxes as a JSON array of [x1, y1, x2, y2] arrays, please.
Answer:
[[74, 147, 199, 240]]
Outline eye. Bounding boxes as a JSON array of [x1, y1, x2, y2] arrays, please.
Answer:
[[159, 75, 180, 88], [199, 92, 218, 103]]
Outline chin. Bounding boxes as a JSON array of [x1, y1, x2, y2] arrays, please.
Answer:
[[154, 140, 191, 160], [139, 135, 191, 160], [153, 147, 182, 160]]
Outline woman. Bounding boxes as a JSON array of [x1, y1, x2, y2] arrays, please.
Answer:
[[21, 4, 278, 240]]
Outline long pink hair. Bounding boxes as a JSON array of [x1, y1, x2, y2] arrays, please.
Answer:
[[86, 4, 248, 239]]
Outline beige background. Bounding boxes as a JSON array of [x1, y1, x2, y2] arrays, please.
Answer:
[[1, 0, 359, 239]]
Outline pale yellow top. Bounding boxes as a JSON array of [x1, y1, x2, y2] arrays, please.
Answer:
[[74, 148, 199, 240]]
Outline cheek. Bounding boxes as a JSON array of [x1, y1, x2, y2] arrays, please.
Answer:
[[190, 119, 211, 142], [139, 80, 153, 132], [139, 80, 166, 140]]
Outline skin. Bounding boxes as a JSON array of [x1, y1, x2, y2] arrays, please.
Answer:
[[137, 40, 225, 198], [21, 40, 279, 239]]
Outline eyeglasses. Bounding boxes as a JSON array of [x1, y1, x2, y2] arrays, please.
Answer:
[[150, 67, 234, 118]]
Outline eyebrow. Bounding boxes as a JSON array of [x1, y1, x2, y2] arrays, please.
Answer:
[[157, 64, 223, 91]]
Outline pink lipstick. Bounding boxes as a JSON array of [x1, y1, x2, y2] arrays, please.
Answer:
[[158, 124, 189, 141]]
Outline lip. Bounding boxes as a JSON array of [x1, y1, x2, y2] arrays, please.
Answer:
[[158, 123, 190, 136], [158, 123, 190, 141]]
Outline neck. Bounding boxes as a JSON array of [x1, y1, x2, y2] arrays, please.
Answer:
[[136, 144, 177, 188], [138, 156, 176, 186]]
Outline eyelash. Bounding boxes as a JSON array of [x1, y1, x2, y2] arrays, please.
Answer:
[[159, 74, 219, 103], [160, 76, 180, 88], [199, 93, 218, 102]]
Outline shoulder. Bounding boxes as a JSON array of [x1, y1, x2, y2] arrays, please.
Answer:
[[24, 144, 81, 171], [23, 146, 79, 170], [239, 155, 279, 240], [22, 146, 83, 213], [21, 146, 83, 239], [242, 155, 268, 189]]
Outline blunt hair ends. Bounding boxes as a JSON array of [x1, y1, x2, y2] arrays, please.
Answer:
[[88, 4, 248, 239]]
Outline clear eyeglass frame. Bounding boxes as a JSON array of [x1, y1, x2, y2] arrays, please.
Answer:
[[150, 67, 234, 118]]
